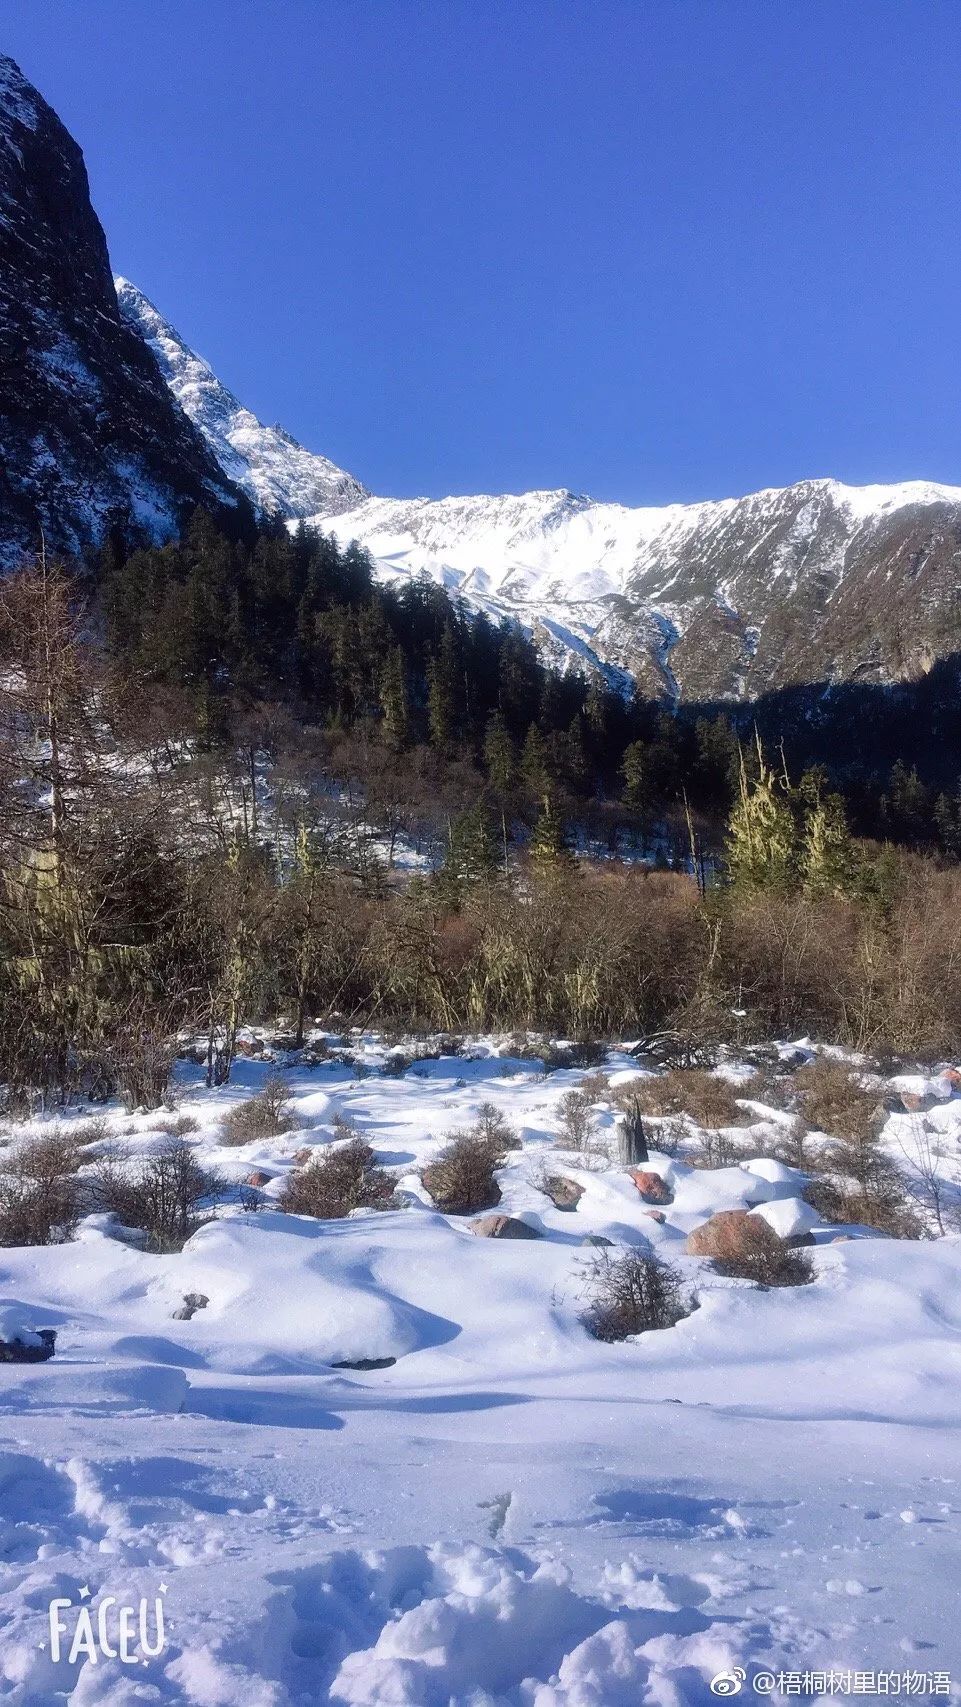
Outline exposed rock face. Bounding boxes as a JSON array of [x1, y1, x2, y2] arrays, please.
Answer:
[[116, 279, 368, 520], [0, 56, 239, 566]]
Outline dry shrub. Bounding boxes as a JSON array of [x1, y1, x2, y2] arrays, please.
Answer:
[[0, 1130, 82, 1246], [692, 1211, 813, 1286], [793, 1060, 880, 1143], [13, 1128, 88, 1178], [581, 1247, 695, 1341], [86, 1139, 222, 1253], [221, 1076, 296, 1146], [280, 1139, 396, 1219], [473, 1101, 520, 1153], [578, 1070, 612, 1101], [421, 1108, 517, 1214], [691, 1127, 744, 1169], [556, 1089, 599, 1149], [803, 1174, 924, 1240], [153, 1112, 200, 1139], [422, 1132, 500, 1214], [634, 1069, 745, 1129]]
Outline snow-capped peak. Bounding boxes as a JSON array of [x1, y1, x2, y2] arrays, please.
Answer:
[[115, 278, 368, 520]]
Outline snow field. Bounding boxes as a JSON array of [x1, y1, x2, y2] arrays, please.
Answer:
[[1, 1038, 961, 1701]]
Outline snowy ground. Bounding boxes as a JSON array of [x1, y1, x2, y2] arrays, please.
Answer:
[[2, 1040, 961, 1704]]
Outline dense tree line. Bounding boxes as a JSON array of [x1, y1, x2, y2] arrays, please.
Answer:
[[1, 545, 960, 1118]]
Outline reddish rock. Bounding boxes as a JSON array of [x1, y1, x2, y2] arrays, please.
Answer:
[[686, 1209, 751, 1258], [470, 1214, 541, 1240], [246, 1170, 272, 1187], [629, 1169, 672, 1205], [643, 1209, 666, 1224]]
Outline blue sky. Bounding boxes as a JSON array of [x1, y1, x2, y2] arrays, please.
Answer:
[[5, 1, 961, 504]]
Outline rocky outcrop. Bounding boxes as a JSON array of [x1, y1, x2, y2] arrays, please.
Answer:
[[0, 56, 241, 566]]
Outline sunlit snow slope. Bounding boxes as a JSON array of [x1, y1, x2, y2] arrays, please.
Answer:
[[116, 279, 368, 521]]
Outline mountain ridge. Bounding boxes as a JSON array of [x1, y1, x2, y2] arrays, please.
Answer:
[[116, 290, 961, 700], [115, 278, 368, 520]]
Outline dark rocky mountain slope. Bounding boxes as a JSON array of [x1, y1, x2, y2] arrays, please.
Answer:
[[0, 54, 240, 566]]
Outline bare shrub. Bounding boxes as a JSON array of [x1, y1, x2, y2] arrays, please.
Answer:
[[13, 1128, 88, 1178], [556, 1088, 597, 1150], [280, 1139, 396, 1219], [803, 1173, 924, 1239], [0, 1131, 82, 1246], [86, 1139, 222, 1253], [633, 1070, 745, 1129], [474, 1101, 520, 1154], [793, 1060, 879, 1143], [221, 1075, 296, 1146], [330, 1111, 359, 1138], [705, 1215, 814, 1286], [578, 1070, 611, 1101], [581, 1247, 696, 1341], [152, 1112, 200, 1138], [422, 1129, 502, 1214], [690, 1127, 744, 1169]]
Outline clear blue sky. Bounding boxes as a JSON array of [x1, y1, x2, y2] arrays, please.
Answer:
[[4, 1, 961, 504]]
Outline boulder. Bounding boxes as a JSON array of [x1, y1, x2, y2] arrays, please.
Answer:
[[686, 1209, 752, 1259], [331, 1355, 397, 1370], [581, 1233, 614, 1248], [629, 1169, 672, 1205], [643, 1209, 666, 1225], [0, 1327, 56, 1363], [470, 1214, 541, 1240], [540, 1174, 584, 1211], [246, 1170, 272, 1187], [172, 1292, 209, 1321]]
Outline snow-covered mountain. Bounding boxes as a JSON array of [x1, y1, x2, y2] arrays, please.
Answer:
[[116, 280, 368, 520], [116, 285, 961, 699], [107, 271, 961, 698], [309, 476, 961, 699]]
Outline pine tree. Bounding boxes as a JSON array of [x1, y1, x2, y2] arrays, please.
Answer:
[[380, 646, 410, 752], [439, 804, 501, 898], [528, 796, 573, 873]]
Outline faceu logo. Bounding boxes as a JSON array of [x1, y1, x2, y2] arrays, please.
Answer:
[[45, 1583, 167, 1666]]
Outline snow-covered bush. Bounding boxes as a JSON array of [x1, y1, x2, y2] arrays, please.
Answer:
[[581, 1247, 695, 1341], [280, 1139, 397, 1219]]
